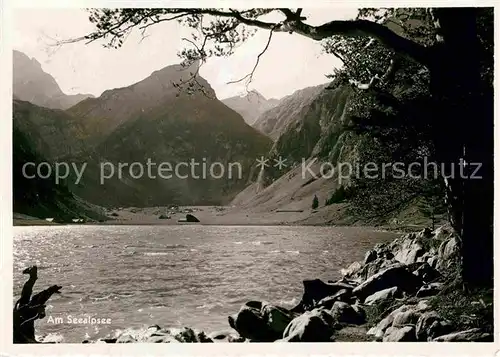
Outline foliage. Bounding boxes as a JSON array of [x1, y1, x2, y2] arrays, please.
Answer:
[[325, 186, 355, 205], [311, 194, 319, 210]]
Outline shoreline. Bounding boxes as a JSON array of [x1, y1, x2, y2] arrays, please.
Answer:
[[13, 204, 427, 233], [14, 223, 491, 343]]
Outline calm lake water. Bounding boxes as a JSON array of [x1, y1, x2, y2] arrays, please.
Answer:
[[13, 225, 397, 342]]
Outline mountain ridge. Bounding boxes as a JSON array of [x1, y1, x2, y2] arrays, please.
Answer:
[[222, 90, 280, 125], [13, 50, 94, 110]]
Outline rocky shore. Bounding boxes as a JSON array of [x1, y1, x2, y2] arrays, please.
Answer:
[[16, 225, 493, 343]]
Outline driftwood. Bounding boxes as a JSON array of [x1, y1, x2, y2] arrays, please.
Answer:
[[13, 266, 62, 343]]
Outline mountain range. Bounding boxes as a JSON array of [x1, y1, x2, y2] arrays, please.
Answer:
[[12, 50, 378, 225], [12, 51, 272, 217], [222, 91, 280, 125], [13, 51, 94, 110]]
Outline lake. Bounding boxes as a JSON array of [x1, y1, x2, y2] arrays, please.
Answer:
[[13, 225, 397, 342]]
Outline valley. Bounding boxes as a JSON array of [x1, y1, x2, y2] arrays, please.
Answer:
[[12, 49, 430, 228]]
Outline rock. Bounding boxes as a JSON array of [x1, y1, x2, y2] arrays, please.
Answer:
[[383, 326, 416, 342], [95, 338, 117, 343], [393, 237, 425, 265], [228, 301, 273, 341], [330, 301, 366, 325], [351, 303, 367, 323], [228, 301, 294, 341], [366, 305, 412, 340], [291, 279, 353, 313], [432, 328, 493, 342], [340, 261, 363, 279], [433, 225, 453, 241], [436, 236, 460, 271], [352, 265, 423, 301], [427, 255, 439, 269], [392, 310, 422, 327], [412, 263, 440, 283], [357, 257, 401, 282], [416, 282, 444, 298], [282, 309, 336, 342], [364, 250, 377, 264], [174, 327, 213, 342], [415, 299, 431, 311], [416, 227, 433, 239], [114, 325, 213, 343], [261, 304, 295, 337], [316, 289, 352, 309], [186, 214, 200, 222], [415, 311, 453, 341], [116, 334, 137, 343], [208, 331, 246, 342], [364, 286, 401, 306]]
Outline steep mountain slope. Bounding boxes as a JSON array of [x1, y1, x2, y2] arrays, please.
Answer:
[[232, 84, 355, 214], [253, 85, 326, 140], [13, 58, 272, 207], [222, 90, 280, 125], [68, 93, 271, 207], [13, 115, 106, 222], [13, 50, 94, 110], [67, 61, 210, 145], [13, 99, 88, 159]]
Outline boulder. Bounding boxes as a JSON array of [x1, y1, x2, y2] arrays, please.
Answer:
[[116, 325, 173, 343], [416, 282, 444, 298], [330, 301, 366, 325], [352, 265, 423, 301], [208, 330, 245, 343], [364, 286, 401, 306], [432, 328, 493, 342], [366, 305, 412, 340], [228, 301, 294, 341], [382, 326, 416, 342], [282, 309, 336, 342], [367, 300, 432, 341], [291, 279, 353, 313], [228, 301, 273, 341], [415, 311, 453, 341], [392, 310, 422, 327], [116, 334, 137, 343], [315, 289, 352, 309], [427, 255, 439, 269], [354, 258, 396, 282], [186, 214, 200, 222], [393, 237, 425, 265], [416, 227, 433, 239], [174, 327, 213, 342], [364, 250, 377, 264], [433, 225, 453, 241], [261, 304, 295, 337], [412, 263, 440, 283], [436, 236, 460, 271], [341, 261, 363, 279]]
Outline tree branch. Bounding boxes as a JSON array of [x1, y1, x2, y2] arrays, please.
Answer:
[[290, 19, 431, 66], [73, 9, 432, 69], [349, 55, 399, 90], [227, 27, 275, 87]]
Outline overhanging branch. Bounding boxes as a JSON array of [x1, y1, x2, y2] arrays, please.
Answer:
[[349, 56, 399, 90]]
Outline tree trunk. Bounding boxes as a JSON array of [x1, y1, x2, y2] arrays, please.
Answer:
[[430, 8, 493, 289]]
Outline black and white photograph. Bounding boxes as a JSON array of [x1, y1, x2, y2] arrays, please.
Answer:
[[5, 4, 495, 347]]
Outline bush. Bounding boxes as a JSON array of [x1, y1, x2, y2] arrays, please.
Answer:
[[325, 186, 355, 205], [312, 194, 319, 209]]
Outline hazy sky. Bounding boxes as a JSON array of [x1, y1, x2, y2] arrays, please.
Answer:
[[13, 8, 358, 100]]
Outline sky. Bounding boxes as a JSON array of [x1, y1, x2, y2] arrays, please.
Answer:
[[13, 8, 358, 100]]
